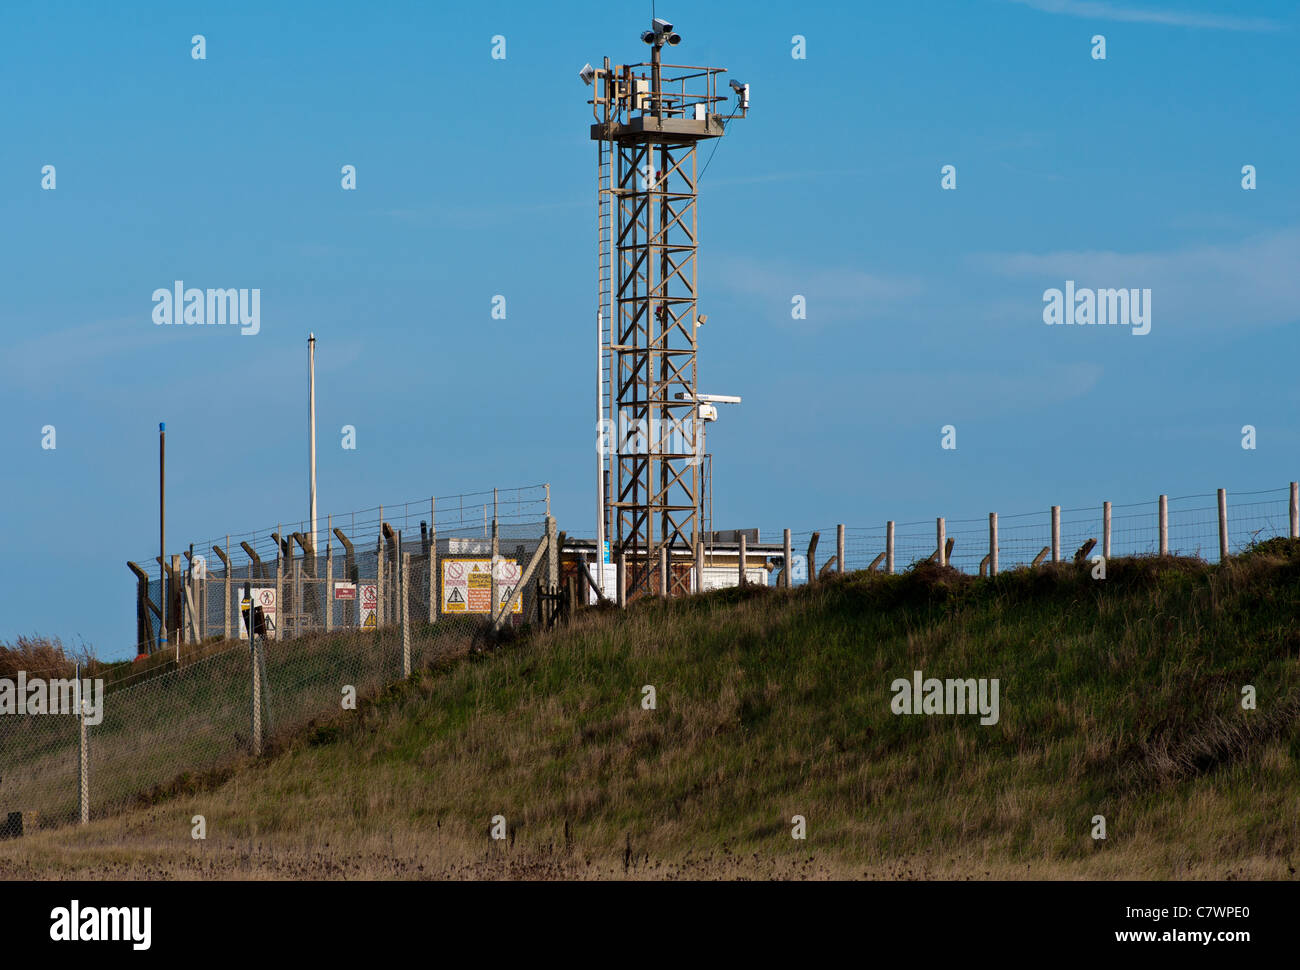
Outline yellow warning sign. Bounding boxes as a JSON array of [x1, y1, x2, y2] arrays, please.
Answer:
[[442, 558, 522, 615]]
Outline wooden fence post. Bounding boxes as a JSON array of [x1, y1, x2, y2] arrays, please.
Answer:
[[738, 533, 747, 587], [1291, 483, 1298, 539], [989, 512, 998, 576], [660, 545, 669, 597], [783, 529, 792, 589], [617, 552, 627, 608], [1103, 502, 1111, 560], [695, 541, 704, 593], [1050, 506, 1060, 562], [836, 524, 845, 575], [936, 518, 946, 567], [886, 521, 895, 575]]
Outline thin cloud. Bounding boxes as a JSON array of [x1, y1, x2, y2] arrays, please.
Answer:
[[1006, 0, 1282, 32], [972, 227, 1300, 334]]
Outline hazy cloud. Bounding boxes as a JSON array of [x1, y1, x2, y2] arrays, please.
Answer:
[[1006, 0, 1282, 32], [973, 228, 1300, 334]]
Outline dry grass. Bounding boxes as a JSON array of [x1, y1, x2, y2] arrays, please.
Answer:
[[4, 544, 1300, 880]]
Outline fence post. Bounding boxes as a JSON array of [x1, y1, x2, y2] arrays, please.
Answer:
[[936, 518, 946, 566], [77, 663, 88, 825], [376, 508, 384, 628], [491, 492, 499, 623], [695, 541, 704, 593], [401, 552, 411, 678], [1291, 483, 1298, 539], [249, 583, 262, 756], [325, 516, 333, 634], [546, 515, 559, 592], [989, 512, 998, 576], [738, 533, 747, 586], [617, 552, 627, 608], [1050, 506, 1060, 562], [1158, 494, 1168, 556], [429, 497, 438, 623], [886, 521, 895, 575], [274, 534, 283, 641], [1102, 502, 1111, 560], [783, 529, 792, 589], [172, 554, 183, 651], [224, 536, 231, 640], [1217, 488, 1229, 562], [660, 545, 669, 596]]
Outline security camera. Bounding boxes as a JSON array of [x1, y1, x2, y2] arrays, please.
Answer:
[[653, 18, 673, 33], [579, 63, 596, 85]]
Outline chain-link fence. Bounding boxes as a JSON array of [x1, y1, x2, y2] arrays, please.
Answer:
[[2, 486, 557, 832]]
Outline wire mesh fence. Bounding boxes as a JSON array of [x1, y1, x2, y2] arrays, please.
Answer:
[[769, 484, 1298, 584], [129, 484, 550, 658], [2, 486, 555, 833]]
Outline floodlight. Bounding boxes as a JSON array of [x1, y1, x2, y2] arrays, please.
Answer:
[[642, 30, 655, 43], [696, 314, 708, 326], [667, 33, 681, 45], [579, 63, 596, 85]]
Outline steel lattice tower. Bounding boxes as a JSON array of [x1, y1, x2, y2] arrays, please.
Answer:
[[586, 19, 747, 598]]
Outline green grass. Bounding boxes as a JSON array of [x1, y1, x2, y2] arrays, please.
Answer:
[[4, 542, 1300, 879]]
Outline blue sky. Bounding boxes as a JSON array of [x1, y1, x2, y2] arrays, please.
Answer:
[[2, 0, 1297, 660]]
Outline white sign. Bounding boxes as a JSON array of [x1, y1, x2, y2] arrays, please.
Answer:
[[333, 582, 357, 600], [238, 587, 277, 639], [360, 584, 377, 629], [442, 558, 522, 615]]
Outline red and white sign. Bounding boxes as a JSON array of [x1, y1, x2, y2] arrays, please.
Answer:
[[237, 587, 277, 640], [333, 582, 357, 600], [360, 584, 378, 629]]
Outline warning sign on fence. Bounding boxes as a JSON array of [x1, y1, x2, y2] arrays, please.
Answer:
[[442, 559, 522, 615], [360, 584, 377, 630], [334, 582, 357, 600], [237, 588, 277, 640]]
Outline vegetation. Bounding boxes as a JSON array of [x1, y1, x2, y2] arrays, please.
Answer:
[[4, 543, 1300, 879]]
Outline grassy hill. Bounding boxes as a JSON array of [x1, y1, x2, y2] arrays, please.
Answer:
[[4, 542, 1300, 880]]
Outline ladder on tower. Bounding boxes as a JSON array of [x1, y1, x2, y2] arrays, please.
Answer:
[[596, 134, 615, 544]]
